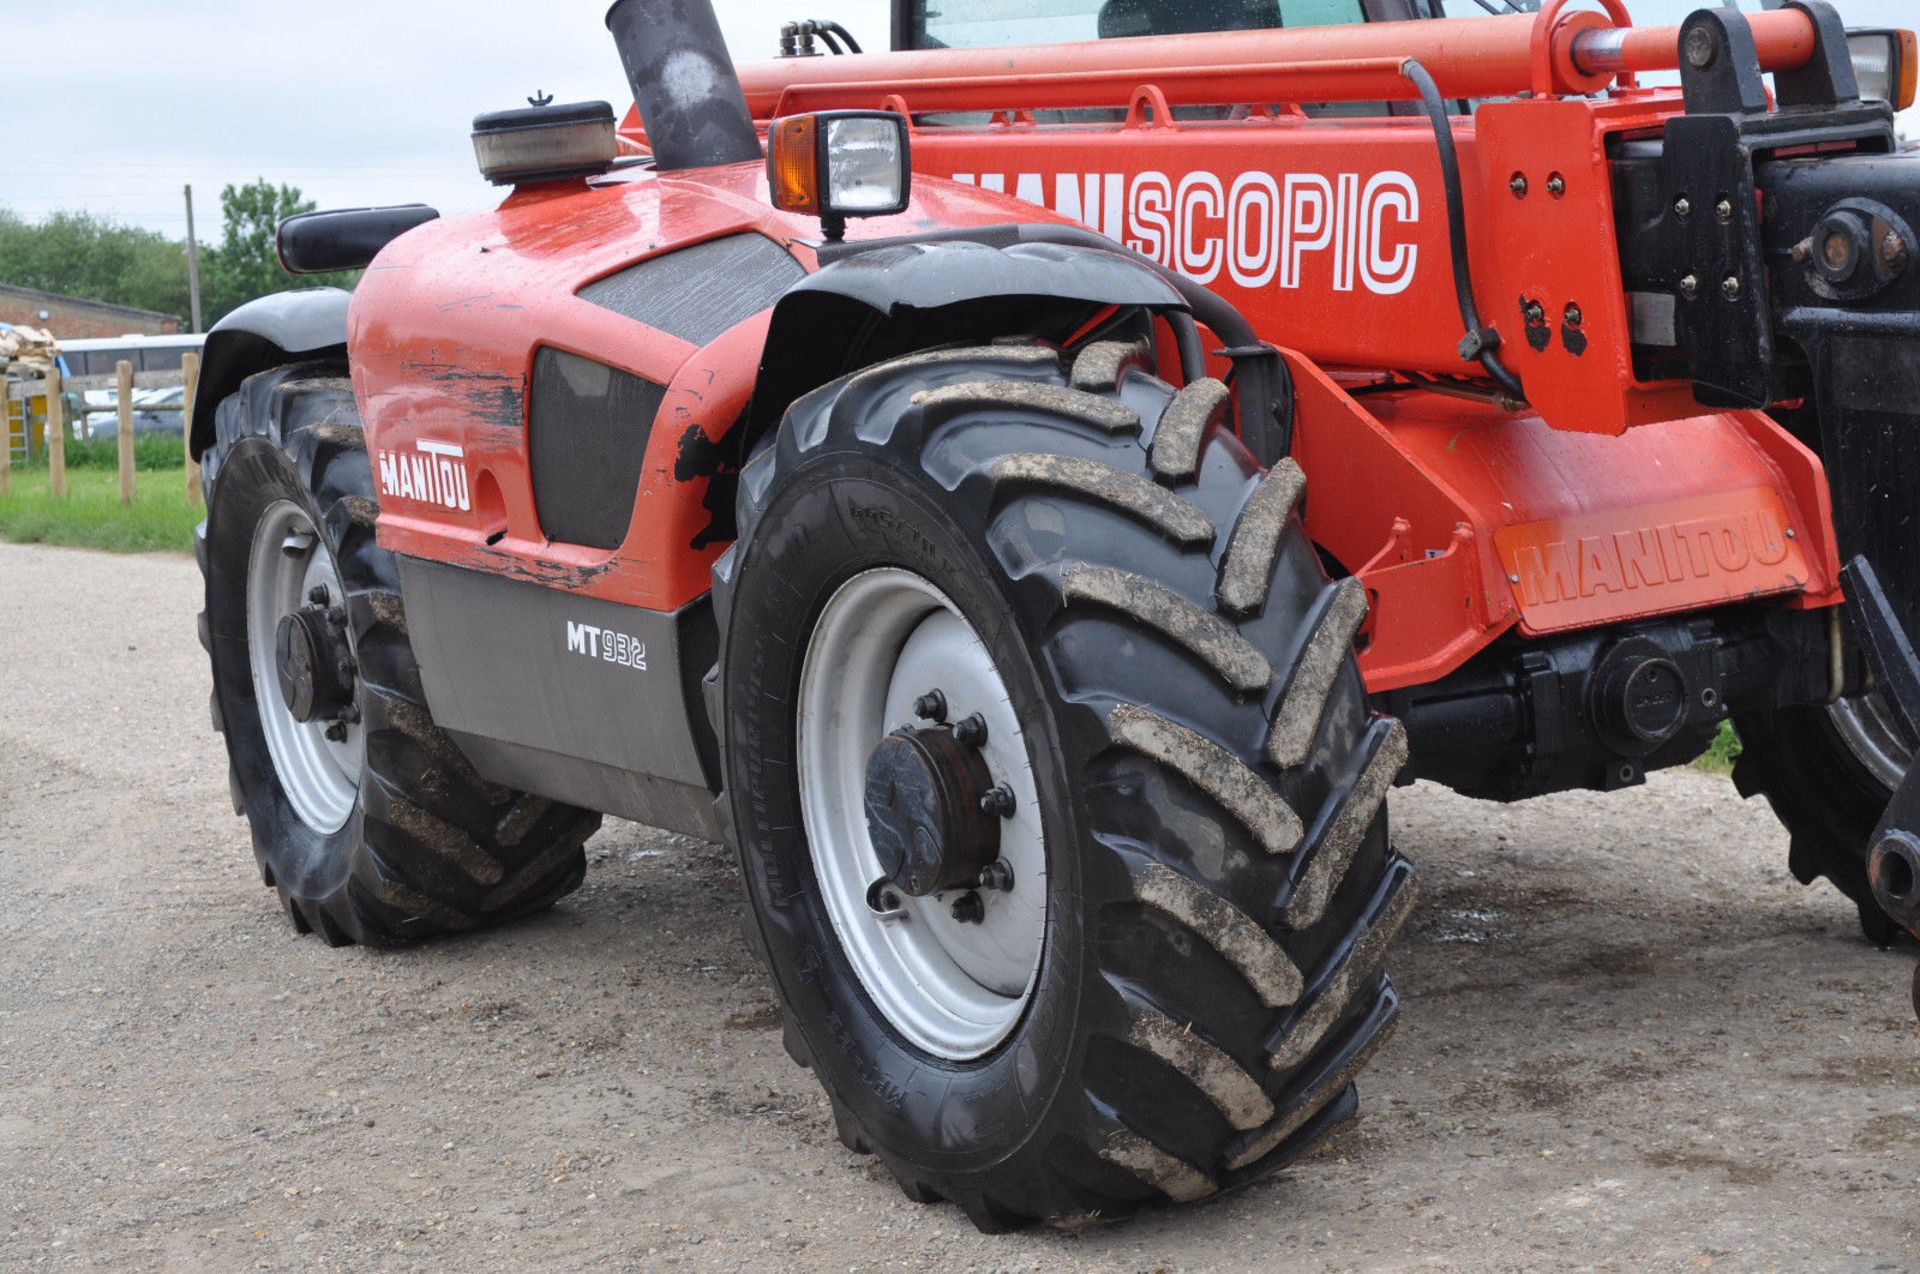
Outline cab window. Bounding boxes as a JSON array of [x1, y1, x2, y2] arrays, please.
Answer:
[[906, 0, 1363, 51]]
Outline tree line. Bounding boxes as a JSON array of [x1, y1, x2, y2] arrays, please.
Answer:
[[0, 179, 357, 329]]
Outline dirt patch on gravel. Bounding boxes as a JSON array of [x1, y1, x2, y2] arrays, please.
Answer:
[[2, 542, 1916, 1270]]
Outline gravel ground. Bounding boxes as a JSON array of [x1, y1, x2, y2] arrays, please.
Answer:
[[2, 539, 1916, 1272]]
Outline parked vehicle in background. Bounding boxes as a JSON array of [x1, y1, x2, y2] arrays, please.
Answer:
[[82, 385, 187, 438], [60, 334, 203, 439], [58, 334, 205, 380]]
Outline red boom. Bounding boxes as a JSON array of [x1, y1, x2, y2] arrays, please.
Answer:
[[732, 9, 1822, 114]]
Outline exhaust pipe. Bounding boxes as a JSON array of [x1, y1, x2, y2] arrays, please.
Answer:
[[606, 0, 762, 172]]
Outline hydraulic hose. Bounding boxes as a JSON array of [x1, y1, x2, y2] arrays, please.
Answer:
[[1399, 58, 1527, 405]]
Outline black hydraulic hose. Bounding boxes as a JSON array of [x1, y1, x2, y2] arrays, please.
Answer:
[[814, 24, 847, 54], [1399, 58, 1527, 406], [819, 19, 863, 53]]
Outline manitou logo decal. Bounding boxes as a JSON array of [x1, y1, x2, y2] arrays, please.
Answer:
[[953, 169, 1420, 295], [566, 620, 648, 671], [377, 439, 470, 512], [1507, 506, 1794, 608]]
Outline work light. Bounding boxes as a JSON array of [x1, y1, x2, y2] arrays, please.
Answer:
[[1847, 28, 1918, 111], [767, 110, 911, 239]]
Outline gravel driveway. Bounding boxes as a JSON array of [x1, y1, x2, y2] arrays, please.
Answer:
[[1, 540, 1915, 1271]]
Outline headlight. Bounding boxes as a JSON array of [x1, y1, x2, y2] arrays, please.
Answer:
[[767, 110, 911, 238], [1848, 28, 1918, 111]]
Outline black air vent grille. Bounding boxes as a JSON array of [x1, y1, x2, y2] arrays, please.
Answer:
[[578, 233, 805, 348], [529, 348, 664, 550]]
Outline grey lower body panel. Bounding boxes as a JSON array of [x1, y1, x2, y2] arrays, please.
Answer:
[[398, 556, 722, 840], [446, 729, 720, 840]]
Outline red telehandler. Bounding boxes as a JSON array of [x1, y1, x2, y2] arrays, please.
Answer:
[[190, 0, 1918, 1230]]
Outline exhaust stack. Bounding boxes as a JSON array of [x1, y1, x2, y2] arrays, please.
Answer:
[[606, 0, 762, 172]]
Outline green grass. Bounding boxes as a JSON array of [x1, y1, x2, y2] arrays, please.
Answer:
[[48, 432, 191, 472], [0, 465, 202, 554], [1694, 719, 1743, 774]]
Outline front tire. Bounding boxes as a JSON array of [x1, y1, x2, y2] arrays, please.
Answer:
[[713, 341, 1414, 1228], [198, 363, 599, 945]]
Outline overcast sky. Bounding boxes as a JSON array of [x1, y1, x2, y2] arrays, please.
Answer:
[[5, 0, 1913, 239]]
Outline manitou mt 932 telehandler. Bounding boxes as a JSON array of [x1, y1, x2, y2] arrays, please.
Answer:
[[190, 0, 1919, 1229]]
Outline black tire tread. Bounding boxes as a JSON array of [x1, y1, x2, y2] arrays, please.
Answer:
[[1267, 578, 1370, 769], [1219, 459, 1306, 616], [1065, 567, 1272, 693]]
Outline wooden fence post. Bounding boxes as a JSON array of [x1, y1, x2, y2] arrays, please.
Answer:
[[117, 360, 136, 507], [46, 365, 66, 500], [181, 351, 202, 506], [0, 378, 11, 499]]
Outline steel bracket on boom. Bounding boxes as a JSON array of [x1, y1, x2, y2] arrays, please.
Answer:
[[1610, 2, 1895, 407]]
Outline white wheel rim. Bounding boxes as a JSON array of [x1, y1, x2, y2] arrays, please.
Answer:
[[796, 568, 1047, 1061], [1829, 688, 1913, 791], [246, 500, 365, 833]]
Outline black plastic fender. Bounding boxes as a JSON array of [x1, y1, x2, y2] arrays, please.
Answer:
[[188, 288, 352, 461], [745, 238, 1185, 448]]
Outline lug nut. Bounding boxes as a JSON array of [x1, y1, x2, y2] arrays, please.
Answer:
[[913, 689, 947, 722], [950, 713, 988, 748], [1509, 173, 1528, 198], [978, 783, 1016, 818], [324, 721, 348, 743], [1715, 198, 1734, 222], [1523, 300, 1545, 324], [1546, 173, 1565, 197], [976, 859, 1015, 892], [307, 585, 329, 605], [950, 890, 985, 924], [1721, 274, 1742, 300], [865, 877, 905, 919], [1673, 196, 1692, 218], [1563, 303, 1583, 326], [1678, 274, 1699, 299]]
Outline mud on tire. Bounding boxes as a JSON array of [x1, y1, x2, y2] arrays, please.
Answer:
[[198, 362, 599, 945], [713, 339, 1415, 1228]]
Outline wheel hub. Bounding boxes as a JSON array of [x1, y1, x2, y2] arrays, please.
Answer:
[[863, 722, 1001, 897], [796, 567, 1047, 1060], [274, 604, 355, 724]]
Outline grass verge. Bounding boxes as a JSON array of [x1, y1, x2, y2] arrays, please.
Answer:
[[0, 467, 201, 554], [1693, 719, 1742, 774]]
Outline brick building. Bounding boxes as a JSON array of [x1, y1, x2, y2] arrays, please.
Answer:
[[0, 283, 181, 340]]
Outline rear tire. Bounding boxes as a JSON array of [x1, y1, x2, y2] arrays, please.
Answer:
[[1734, 696, 1908, 945], [198, 362, 599, 945], [713, 341, 1413, 1228]]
